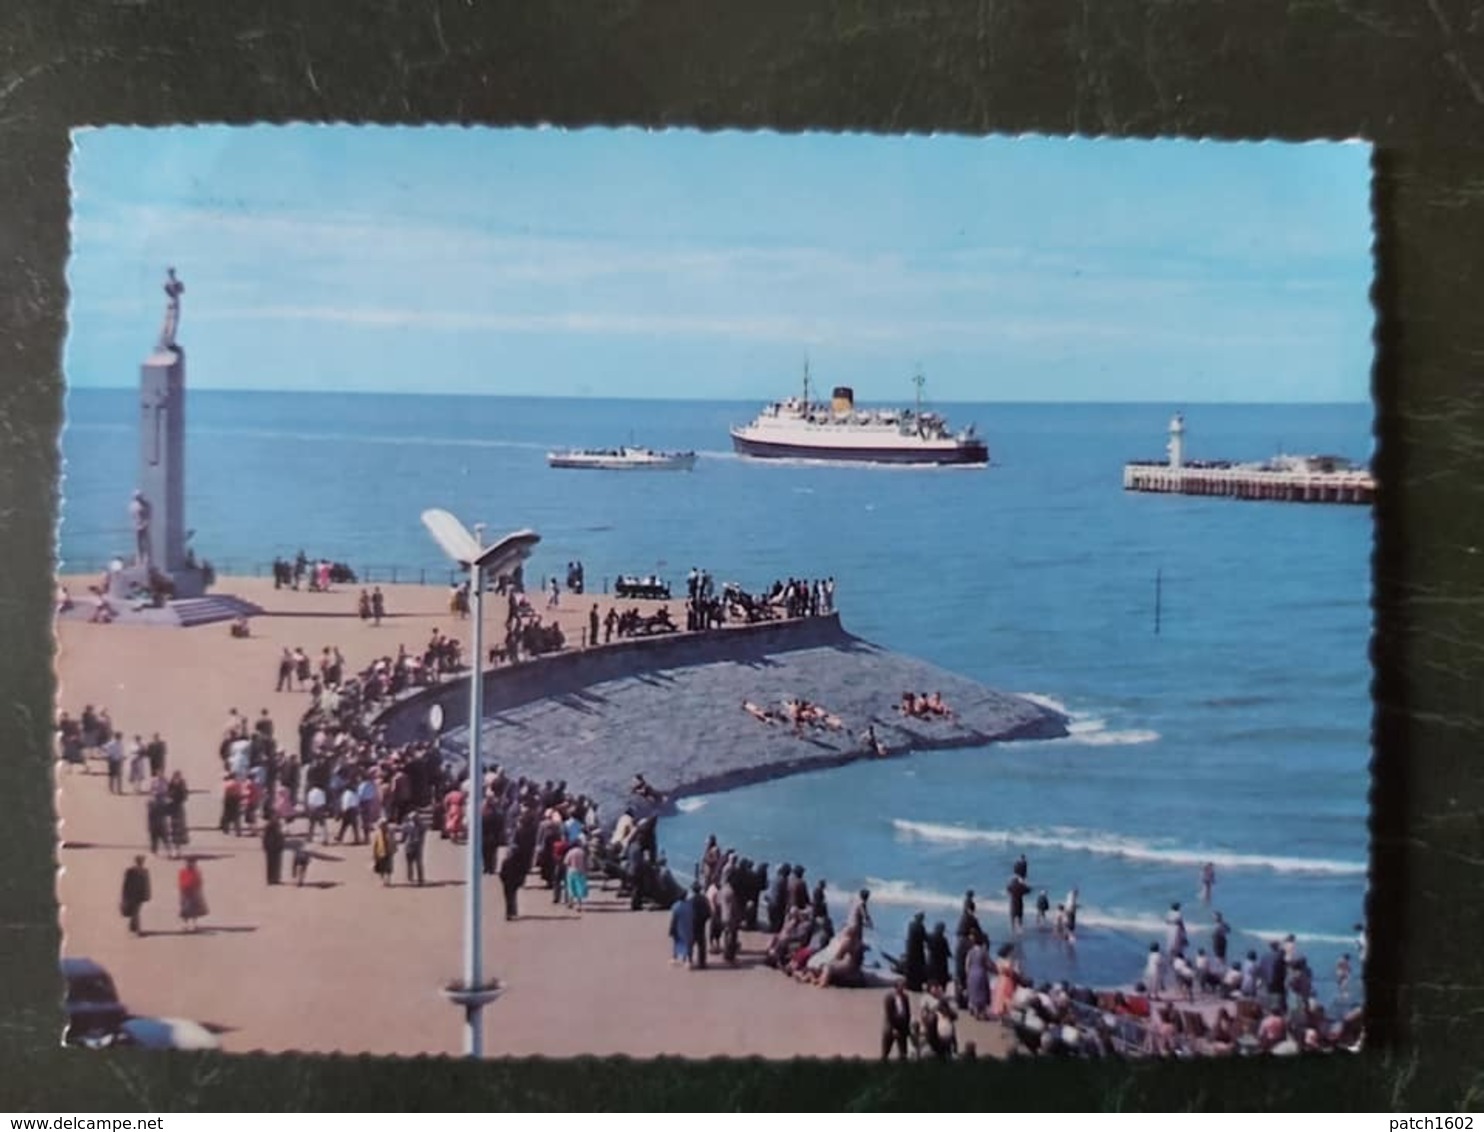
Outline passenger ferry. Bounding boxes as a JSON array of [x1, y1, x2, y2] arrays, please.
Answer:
[[730, 367, 988, 466]]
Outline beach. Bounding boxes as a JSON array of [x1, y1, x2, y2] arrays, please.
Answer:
[[55, 575, 1019, 1058]]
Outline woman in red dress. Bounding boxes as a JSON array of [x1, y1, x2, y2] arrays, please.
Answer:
[[177, 857, 208, 932]]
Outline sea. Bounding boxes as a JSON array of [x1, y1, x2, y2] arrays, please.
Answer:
[[59, 389, 1374, 1003]]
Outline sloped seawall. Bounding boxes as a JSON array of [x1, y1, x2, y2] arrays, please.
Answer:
[[378, 613, 1068, 822]]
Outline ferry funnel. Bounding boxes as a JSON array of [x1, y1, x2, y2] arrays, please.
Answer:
[[831, 386, 855, 416]]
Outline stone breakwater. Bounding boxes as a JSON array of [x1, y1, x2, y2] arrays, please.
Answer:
[[378, 614, 1069, 825]]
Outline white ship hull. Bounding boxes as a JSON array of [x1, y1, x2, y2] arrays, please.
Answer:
[[547, 447, 697, 471]]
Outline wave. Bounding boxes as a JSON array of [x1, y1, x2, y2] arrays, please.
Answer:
[[674, 797, 709, 814], [891, 819, 1367, 877], [1064, 725, 1162, 747], [1015, 693, 1160, 748], [1239, 927, 1358, 947], [862, 877, 964, 910], [864, 879, 1358, 946]]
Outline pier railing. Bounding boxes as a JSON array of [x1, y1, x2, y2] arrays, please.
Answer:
[[57, 558, 471, 585], [56, 556, 649, 594], [1122, 463, 1375, 504]]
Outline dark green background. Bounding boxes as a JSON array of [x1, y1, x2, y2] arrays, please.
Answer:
[[2, 0, 1480, 1111]]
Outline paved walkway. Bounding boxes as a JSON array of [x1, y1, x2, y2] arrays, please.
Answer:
[[55, 577, 1015, 1059]]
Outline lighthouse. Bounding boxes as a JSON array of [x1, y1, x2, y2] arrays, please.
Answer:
[[1167, 412, 1186, 469]]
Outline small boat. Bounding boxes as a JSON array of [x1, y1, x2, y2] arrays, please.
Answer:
[[546, 445, 698, 471]]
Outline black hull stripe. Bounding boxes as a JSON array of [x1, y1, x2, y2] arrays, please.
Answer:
[[731, 435, 989, 466]]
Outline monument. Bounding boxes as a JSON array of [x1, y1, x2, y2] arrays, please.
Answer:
[[108, 267, 208, 603]]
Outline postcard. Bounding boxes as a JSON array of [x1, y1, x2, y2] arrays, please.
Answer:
[[55, 125, 1374, 1060]]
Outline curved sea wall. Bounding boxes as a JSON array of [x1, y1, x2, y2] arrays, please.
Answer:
[[377, 613, 1068, 824]]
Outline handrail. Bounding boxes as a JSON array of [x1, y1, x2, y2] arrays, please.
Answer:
[[55, 558, 472, 586]]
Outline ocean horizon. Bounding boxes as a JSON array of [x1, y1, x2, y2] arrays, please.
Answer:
[[58, 387, 1375, 1003]]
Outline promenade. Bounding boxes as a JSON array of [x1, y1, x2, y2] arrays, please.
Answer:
[[54, 576, 1017, 1059]]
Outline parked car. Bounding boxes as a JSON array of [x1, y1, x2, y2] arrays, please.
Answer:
[[61, 957, 221, 1051], [60, 957, 127, 1043]]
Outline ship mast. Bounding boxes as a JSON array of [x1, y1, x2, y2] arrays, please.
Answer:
[[802, 358, 812, 409], [913, 369, 925, 416]]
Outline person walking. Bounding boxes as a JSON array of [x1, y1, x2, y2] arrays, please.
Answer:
[[903, 911, 928, 992], [563, 838, 589, 914], [668, 890, 695, 966], [1200, 861, 1216, 905], [688, 883, 712, 969], [499, 839, 528, 921], [177, 857, 208, 932], [965, 933, 991, 1019], [262, 815, 286, 885], [371, 819, 396, 887], [291, 838, 312, 886], [401, 814, 426, 886], [104, 732, 125, 794], [881, 979, 913, 1060], [120, 856, 151, 935]]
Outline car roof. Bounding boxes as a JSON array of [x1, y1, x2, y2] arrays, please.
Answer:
[[60, 957, 111, 978]]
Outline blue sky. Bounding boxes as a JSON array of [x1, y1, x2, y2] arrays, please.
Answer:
[[67, 126, 1374, 402]]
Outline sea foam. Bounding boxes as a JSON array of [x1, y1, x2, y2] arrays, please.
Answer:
[[891, 819, 1367, 877], [1016, 693, 1160, 748], [862, 877, 1353, 945]]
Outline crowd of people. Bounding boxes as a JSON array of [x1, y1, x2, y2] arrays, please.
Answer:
[[271, 551, 356, 591], [741, 697, 847, 736], [719, 575, 836, 625], [273, 632, 462, 700], [873, 854, 1369, 1061], [500, 590, 567, 660], [599, 604, 678, 642], [894, 690, 955, 720]]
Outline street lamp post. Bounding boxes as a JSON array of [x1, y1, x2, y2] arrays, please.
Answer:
[[421, 509, 540, 1058]]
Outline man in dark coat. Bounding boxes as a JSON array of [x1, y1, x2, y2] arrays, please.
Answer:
[[262, 816, 285, 885], [1212, 911, 1231, 964], [499, 809, 538, 920], [881, 978, 913, 1060], [481, 796, 502, 876], [746, 862, 768, 931], [146, 733, 167, 777], [120, 856, 151, 935], [904, 911, 929, 992], [926, 921, 952, 991], [1013, 853, 1029, 881], [954, 891, 981, 1007], [689, 883, 712, 970], [788, 864, 808, 911], [499, 842, 528, 921], [768, 864, 791, 934], [1006, 875, 1031, 934]]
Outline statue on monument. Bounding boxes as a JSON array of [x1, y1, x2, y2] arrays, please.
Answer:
[[156, 266, 185, 352], [129, 489, 152, 567]]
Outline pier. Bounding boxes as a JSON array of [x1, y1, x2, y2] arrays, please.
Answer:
[[1123, 413, 1374, 506]]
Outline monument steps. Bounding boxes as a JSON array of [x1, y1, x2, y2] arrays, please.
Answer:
[[58, 592, 263, 628], [167, 594, 263, 628]]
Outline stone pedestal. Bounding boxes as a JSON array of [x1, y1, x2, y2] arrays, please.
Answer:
[[139, 347, 187, 573], [106, 562, 208, 603]]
